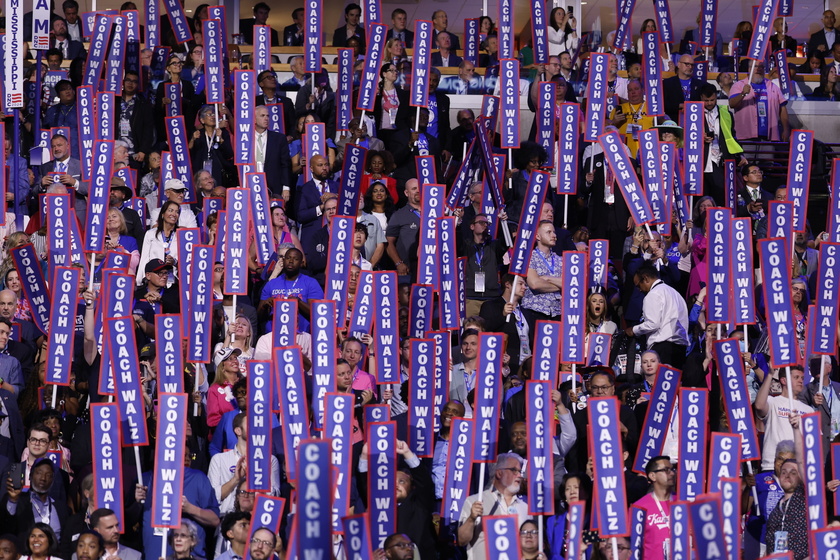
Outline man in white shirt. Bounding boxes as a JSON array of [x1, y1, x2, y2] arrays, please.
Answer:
[[458, 453, 531, 560], [148, 178, 198, 228], [626, 261, 689, 369], [207, 412, 281, 515], [62, 0, 83, 42], [755, 365, 814, 471]]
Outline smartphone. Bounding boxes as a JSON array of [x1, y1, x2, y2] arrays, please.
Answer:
[[9, 462, 25, 490], [568, 6, 574, 16]]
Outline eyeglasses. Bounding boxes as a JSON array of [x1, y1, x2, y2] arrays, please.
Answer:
[[500, 467, 524, 475], [520, 530, 539, 536], [590, 384, 614, 393], [474, 220, 489, 225], [168, 60, 183, 67], [653, 466, 677, 473], [237, 490, 255, 496], [153, 270, 170, 277], [250, 537, 273, 548], [28, 437, 49, 445], [387, 542, 414, 550]]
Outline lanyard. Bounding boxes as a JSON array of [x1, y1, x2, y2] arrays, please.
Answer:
[[32, 496, 52, 523], [409, 207, 421, 219], [780, 495, 791, 531], [535, 250, 556, 275], [282, 275, 301, 292], [161, 229, 174, 256], [653, 494, 668, 521], [474, 244, 485, 268]]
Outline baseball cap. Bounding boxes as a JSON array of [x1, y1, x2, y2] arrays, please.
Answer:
[[164, 178, 187, 192], [214, 346, 242, 367], [145, 258, 174, 274]]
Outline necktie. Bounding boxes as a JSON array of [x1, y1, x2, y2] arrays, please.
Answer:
[[319, 181, 326, 194], [605, 164, 615, 199], [257, 134, 266, 162], [751, 188, 759, 201]]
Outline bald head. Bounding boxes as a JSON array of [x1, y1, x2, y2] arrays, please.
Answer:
[[310, 154, 330, 181], [0, 290, 17, 320]]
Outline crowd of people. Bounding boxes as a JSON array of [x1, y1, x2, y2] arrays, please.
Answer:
[[2, 2, 840, 560]]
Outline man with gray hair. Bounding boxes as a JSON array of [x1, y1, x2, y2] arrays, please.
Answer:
[[147, 179, 198, 228], [458, 453, 530, 559]]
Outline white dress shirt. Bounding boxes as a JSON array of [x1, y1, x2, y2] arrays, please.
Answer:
[[633, 280, 690, 346]]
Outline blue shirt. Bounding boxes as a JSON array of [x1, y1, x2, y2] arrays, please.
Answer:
[[432, 433, 450, 499], [260, 272, 324, 332]]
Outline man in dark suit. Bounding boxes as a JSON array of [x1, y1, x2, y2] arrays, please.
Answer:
[[0, 317, 34, 391], [389, 9, 414, 47], [50, 17, 86, 60], [38, 133, 89, 225], [239, 2, 279, 46], [0, 458, 70, 534], [430, 32, 462, 67], [43, 80, 80, 159], [255, 70, 297, 135], [294, 155, 338, 243], [116, 71, 155, 168], [582, 143, 631, 261], [283, 8, 305, 46], [808, 10, 839, 54], [294, 71, 337, 141], [431, 10, 461, 51], [662, 54, 708, 122], [0, 385, 25, 460], [390, 108, 441, 188], [254, 105, 292, 198], [332, 3, 366, 48], [801, 357, 840, 458], [737, 164, 773, 221], [303, 194, 338, 286]]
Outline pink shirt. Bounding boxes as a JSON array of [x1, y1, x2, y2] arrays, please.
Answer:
[[352, 368, 378, 397], [729, 78, 786, 141], [633, 493, 673, 560]]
